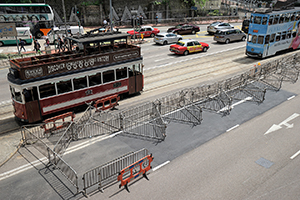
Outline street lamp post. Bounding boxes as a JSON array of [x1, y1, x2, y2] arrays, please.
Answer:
[[109, 0, 113, 32], [61, 0, 69, 50]]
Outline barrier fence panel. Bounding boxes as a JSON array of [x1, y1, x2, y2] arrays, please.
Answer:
[[53, 122, 75, 156], [75, 105, 94, 137], [21, 127, 52, 160], [48, 147, 79, 194], [82, 149, 148, 195], [21, 123, 46, 140]]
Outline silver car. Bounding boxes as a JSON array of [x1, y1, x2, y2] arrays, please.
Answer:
[[207, 22, 234, 35], [213, 29, 246, 44], [154, 32, 183, 45]]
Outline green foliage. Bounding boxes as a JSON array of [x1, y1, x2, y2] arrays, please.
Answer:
[[208, 10, 222, 16], [81, 0, 101, 6], [182, 0, 208, 7]]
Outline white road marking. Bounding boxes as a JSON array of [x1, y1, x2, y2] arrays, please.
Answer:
[[218, 97, 252, 112], [226, 124, 239, 132], [287, 95, 295, 101], [152, 161, 170, 171], [264, 113, 300, 135], [290, 150, 300, 159]]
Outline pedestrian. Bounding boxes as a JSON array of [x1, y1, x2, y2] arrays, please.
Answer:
[[155, 14, 158, 25], [19, 39, 26, 53], [33, 39, 41, 53], [103, 19, 107, 27]]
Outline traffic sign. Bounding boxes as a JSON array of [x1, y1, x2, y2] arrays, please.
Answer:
[[0, 23, 17, 37]]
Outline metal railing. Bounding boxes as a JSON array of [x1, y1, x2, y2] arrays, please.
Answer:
[[82, 148, 148, 195]]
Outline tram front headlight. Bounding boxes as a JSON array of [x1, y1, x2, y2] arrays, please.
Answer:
[[251, 48, 254, 52]]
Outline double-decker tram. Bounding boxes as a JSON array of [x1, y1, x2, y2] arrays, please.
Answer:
[[246, 7, 300, 58], [7, 32, 144, 123]]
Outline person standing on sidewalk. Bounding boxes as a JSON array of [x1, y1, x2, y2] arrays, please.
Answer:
[[19, 39, 26, 53], [155, 14, 158, 25]]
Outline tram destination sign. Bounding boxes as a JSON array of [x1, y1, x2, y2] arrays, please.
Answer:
[[0, 23, 17, 37], [17, 48, 141, 80]]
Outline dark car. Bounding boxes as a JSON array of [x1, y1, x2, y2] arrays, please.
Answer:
[[167, 24, 200, 35]]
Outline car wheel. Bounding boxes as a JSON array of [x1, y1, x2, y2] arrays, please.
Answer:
[[183, 50, 189, 56], [150, 33, 155, 38], [192, 30, 196, 34], [203, 47, 208, 52], [0, 41, 3, 47], [35, 31, 43, 39], [163, 41, 168, 45], [241, 36, 246, 41], [225, 39, 230, 44]]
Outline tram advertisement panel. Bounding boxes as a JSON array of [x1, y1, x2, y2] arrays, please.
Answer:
[[11, 48, 141, 80]]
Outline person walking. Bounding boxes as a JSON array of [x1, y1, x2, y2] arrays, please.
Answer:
[[33, 39, 41, 53], [19, 39, 26, 53], [155, 14, 158, 25]]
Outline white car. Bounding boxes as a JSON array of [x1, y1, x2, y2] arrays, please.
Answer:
[[207, 22, 234, 35], [154, 32, 183, 45]]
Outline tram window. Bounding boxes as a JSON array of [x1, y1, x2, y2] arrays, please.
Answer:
[[134, 64, 142, 74], [74, 76, 87, 90], [258, 36, 264, 44], [291, 13, 295, 21], [57, 79, 72, 94], [285, 13, 290, 22], [262, 17, 268, 25], [89, 72, 102, 86], [281, 32, 286, 40], [39, 83, 56, 99], [103, 70, 115, 83], [269, 16, 274, 25], [265, 35, 270, 44], [116, 67, 128, 80], [270, 34, 276, 43], [254, 16, 261, 24], [287, 31, 292, 38], [247, 34, 252, 42], [273, 15, 279, 24], [128, 65, 134, 77], [276, 34, 281, 42], [10, 87, 22, 103], [279, 14, 285, 23], [252, 35, 257, 44], [293, 30, 297, 38]]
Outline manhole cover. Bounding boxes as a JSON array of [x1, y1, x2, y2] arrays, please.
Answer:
[[255, 157, 274, 169]]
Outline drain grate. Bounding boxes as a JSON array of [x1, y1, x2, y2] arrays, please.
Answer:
[[255, 157, 274, 169]]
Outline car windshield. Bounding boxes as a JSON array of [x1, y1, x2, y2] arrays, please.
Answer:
[[175, 41, 185, 46], [211, 22, 220, 26]]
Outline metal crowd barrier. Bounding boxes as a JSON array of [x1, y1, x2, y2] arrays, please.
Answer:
[[82, 148, 148, 195]]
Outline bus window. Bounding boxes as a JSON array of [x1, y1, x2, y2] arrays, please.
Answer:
[[10, 86, 23, 103], [252, 35, 257, 44], [254, 16, 262, 24], [258, 36, 264, 44], [57, 79, 72, 94], [73, 76, 87, 90], [273, 15, 279, 24], [262, 17, 268, 25], [88, 72, 102, 86], [279, 14, 285, 23], [270, 33, 276, 43], [265, 35, 270, 44], [39, 83, 56, 99], [116, 67, 128, 80], [281, 31, 286, 40], [269, 16, 274, 25], [103, 70, 115, 83]]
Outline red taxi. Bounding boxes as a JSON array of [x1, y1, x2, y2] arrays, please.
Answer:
[[127, 26, 160, 38], [169, 39, 209, 55]]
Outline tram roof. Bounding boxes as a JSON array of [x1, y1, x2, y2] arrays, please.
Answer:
[[254, 7, 300, 15], [66, 32, 130, 44]]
